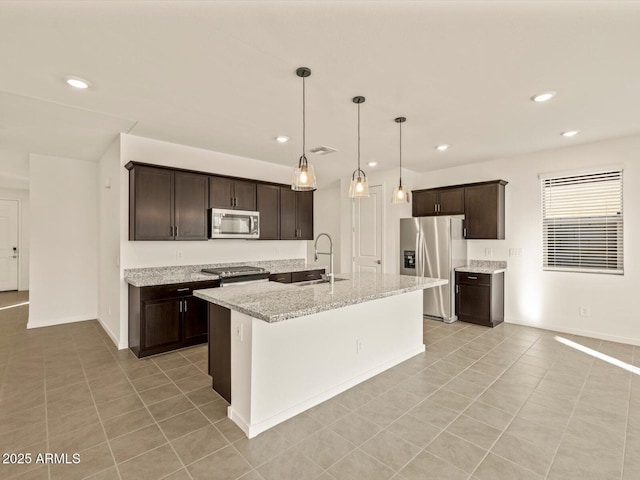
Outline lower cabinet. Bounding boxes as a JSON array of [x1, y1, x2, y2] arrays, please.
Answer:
[[129, 280, 219, 357], [208, 303, 231, 403], [269, 269, 325, 284], [455, 272, 504, 327]]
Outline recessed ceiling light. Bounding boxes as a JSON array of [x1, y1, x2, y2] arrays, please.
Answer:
[[275, 136, 289, 143], [65, 76, 91, 89], [367, 161, 377, 167], [561, 130, 580, 137], [436, 145, 449, 151], [531, 91, 556, 102]]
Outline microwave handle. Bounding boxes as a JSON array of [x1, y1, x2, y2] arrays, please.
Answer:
[[250, 216, 255, 233]]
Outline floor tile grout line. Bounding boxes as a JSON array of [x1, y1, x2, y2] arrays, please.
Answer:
[[540, 341, 598, 480], [76, 336, 125, 480], [104, 349, 198, 480]]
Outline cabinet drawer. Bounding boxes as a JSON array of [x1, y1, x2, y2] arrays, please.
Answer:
[[140, 280, 219, 301], [269, 272, 292, 283], [456, 272, 491, 286], [292, 269, 324, 282]]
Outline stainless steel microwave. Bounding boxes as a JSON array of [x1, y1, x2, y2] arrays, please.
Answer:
[[208, 208, 260, 239]]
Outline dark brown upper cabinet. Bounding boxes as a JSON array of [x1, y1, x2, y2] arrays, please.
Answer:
[[280, 187, 314, 240], [464, 181, 506, 239], [209, 176, 256, 211], [412, 180, 507, 240], [256, 183, 280, 240], [127, 163, 208, 241], [412, 187, 464, 217]]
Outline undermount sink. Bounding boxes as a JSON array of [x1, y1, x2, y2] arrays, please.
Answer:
[[294, 277, 347, 286]]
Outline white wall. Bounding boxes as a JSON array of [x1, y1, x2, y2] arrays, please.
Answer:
[[415, 134, 640, 345], [28, 154, 98, 328], [307, 180, 341, 273], [115, 134, 308, 348], [98, 138, 122, 346], [0, 187, 29, 290]]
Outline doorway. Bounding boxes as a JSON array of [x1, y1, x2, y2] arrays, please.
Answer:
[[352, 184, 383, 273], [0, 199, 19, 291]]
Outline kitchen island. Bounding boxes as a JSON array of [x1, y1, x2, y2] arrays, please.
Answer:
[[194, 272, 447, 438]]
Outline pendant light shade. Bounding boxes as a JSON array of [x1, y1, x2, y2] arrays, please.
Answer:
[[391, 116, 410, 204], [348, 96, 370, 198], [292, 67, 317, 191]]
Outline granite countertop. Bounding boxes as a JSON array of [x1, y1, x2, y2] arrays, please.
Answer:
[[124, 258, 324, 287], [193, 272, 447, 323], [455, 260, 507, 275]]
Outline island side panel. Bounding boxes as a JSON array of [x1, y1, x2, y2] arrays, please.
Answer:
[[229, 289, 424, 438], [208, 303, 232, 403]]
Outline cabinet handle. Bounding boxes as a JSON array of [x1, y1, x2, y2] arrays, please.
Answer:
[[177, 287, 189, 292], [171, 226, 175, 237], [463, 227, 467, 237], [434, 204, 437, 213], [179, 301, 182, 313], [175, 226, 179, 237], [468, 276, 478, 280], [438, 204, 441, 213], [183, 300, 187, 312], [456, 285, 459, 294]]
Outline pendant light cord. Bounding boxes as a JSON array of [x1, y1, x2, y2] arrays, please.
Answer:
[[399, 120, 402, 187], [302, 76, 306, 161], [357, 102, 361, 172]]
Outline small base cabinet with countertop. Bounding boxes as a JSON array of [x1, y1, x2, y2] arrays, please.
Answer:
[[455, 271, 504, 327], [128, 280, 219, 357]]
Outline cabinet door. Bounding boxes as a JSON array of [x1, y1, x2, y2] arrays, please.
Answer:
[[131, 166, 174, 240], [279, 187, 298, 239], [142, 298, 181, 349], [182, 296, 208, 345], [464, 183, 504, 239], [233, 180, 257, 211], [257, 184, 280, 240], [296, 191, 314, 240], [412, 190, 438, 217], [456, 283, 491, 326], [175, 172, 209, 240], [209, 176, 234, 209], [438, 187, 465, 215]]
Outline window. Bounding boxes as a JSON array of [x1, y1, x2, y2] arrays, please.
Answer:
[[541, 169, 623, 274]]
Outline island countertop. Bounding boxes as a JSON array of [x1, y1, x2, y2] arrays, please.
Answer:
[[193, 272, 447, 323]]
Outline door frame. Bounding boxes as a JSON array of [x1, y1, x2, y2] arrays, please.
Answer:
[[0, 198, 21, 291], [351, 183, 385, 273]]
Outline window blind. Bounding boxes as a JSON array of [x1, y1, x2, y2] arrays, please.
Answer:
[[542, 169, 623, 274]]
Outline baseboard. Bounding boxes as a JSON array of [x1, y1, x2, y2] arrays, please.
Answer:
[[505, 316, 640, 347], [96, 315, 122, 349], [27, 313, 97, 330], [232, 344, 426, 439]]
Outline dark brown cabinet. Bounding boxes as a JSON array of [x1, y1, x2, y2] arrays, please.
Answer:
[[280, 188, 314, 240], [127, 163, 208, 241], [208, 303, 231, 403], [464, 181, 506, 239], [455, 271, 504, 327], [209, 176, 256, 211], [412, 180, 506, 240], [412, 187, 464, 217], [129, 280, 219, 357], [256, 184, 280, 240]]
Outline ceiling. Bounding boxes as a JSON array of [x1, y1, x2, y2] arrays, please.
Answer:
[[1, 0, 640, 187]]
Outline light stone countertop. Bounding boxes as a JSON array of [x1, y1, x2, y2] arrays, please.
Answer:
[[455, 259, 507, 275], [193, 272, 447, 323], [124, 258, 325, 287]]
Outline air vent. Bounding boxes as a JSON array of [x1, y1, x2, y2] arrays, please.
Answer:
[[309, 146, 338, 155]]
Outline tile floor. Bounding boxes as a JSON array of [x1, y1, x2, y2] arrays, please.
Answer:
[[0, 291, 638, 480]]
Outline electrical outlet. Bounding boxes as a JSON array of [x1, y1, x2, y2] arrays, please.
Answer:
[[356, 340, 364, 354], [236, 324, 244, 341], [176, 250, 183, 260], [509, 248, 524, 257], [579, 306, 591, 317], [485, 248, 493, 257]]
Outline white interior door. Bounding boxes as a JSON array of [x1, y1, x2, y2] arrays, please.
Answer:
[[353, 184, 383, 273], [0, 200, 19, 291]]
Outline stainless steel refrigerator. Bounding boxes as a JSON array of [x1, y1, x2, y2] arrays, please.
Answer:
[[400, 216, 467, 322]]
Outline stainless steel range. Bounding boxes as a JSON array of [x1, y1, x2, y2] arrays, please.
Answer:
[[201, 265, 270, 286]]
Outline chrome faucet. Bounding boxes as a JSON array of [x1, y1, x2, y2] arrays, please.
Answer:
[[314, 233, 334, 285]]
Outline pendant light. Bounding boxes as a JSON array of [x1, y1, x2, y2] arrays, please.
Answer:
[[391, 116, 410, 204], [291, 67, 317, 191], [348, 96, 370, 198]]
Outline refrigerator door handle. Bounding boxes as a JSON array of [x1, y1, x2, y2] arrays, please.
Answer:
[[415, 231, 421, 277]]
